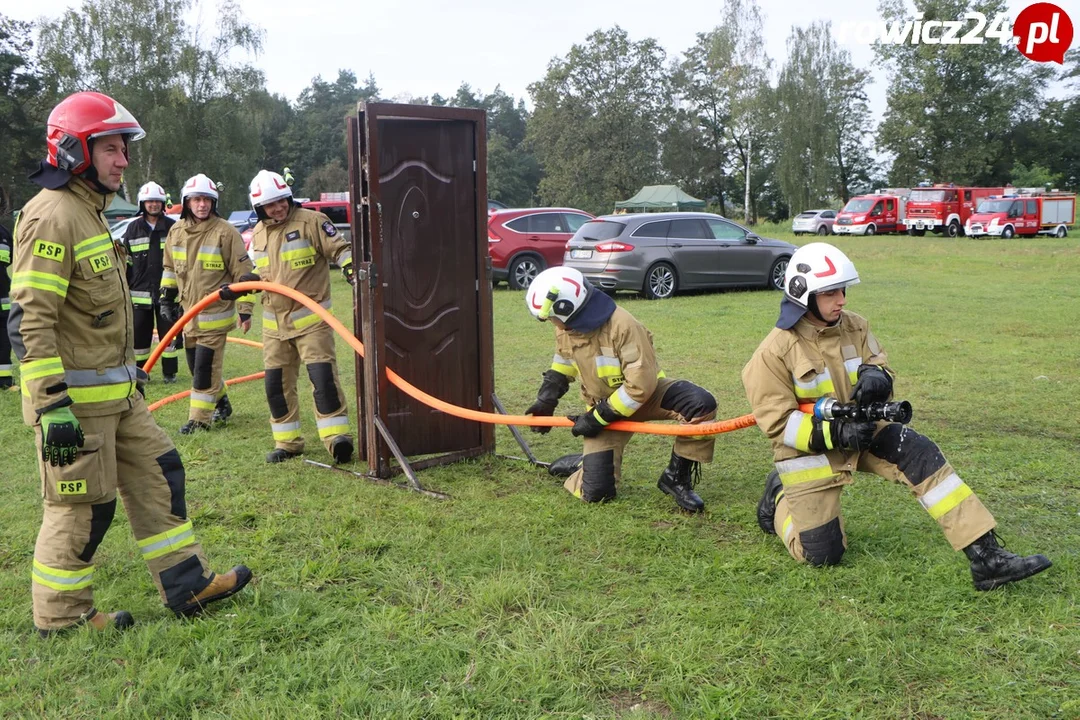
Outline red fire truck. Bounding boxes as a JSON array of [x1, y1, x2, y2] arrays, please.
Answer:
[[964, 191, 1075, 239], [903, 183, 1003, 237], [833, 188, 910, 236]]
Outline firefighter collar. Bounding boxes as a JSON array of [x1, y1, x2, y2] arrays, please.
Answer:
[[564, 289, 616, 334], [776, 297, 808, 329]]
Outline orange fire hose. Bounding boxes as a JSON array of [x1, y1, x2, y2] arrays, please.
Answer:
[[143, 282, 797, 436]]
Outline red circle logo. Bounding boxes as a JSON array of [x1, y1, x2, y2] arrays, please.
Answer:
[[1014, 2, 1074, 64]]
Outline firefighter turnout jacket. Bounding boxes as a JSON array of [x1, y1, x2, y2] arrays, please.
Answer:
[[249, 207, 352, 338], [161, 215, 253, 335], [9, 178, 138, 423], [122, 213, 176, 307], [549, 306, 663, 418], [742, 311, 888, 468]]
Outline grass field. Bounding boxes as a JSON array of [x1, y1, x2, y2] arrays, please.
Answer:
[[1, 232, 1078, 719]]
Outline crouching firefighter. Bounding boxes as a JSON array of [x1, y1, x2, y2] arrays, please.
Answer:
[[742, 242, 1051, 590], [522, 267, 717, 511], [160, 173, 255, 434], [245, 169, 355, 464], [122, 181, 180, 382], [9, 91, 251, 636]]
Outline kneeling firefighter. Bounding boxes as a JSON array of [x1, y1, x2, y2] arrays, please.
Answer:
[[9, 91, 250, 636], [742, 242, 1051, 589], [245, 169, 356, 464], [522, 267, 717, 511], [160, 173, 255, 434]]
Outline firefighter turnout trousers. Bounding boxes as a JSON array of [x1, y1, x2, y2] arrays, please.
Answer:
[[32, 395, 214, 630], [263, 325, 350, 455], [563, 378, 716, 501], [132, 298, 182, 378], [0, 299, 11, 389], [767, 423, 996, 566], [186, 331, 229, 424]]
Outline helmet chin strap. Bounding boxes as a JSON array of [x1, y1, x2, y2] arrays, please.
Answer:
[[808, 289, 846, 325]]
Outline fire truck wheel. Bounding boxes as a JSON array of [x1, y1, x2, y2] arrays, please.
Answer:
[[946, 221, 961, 238], [1001, 226, 1015, 239], [864, 225, 876, 236], [1056, 226, 1067, 238]]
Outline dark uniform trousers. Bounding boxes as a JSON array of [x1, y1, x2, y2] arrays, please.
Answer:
[[263, 324, 350, 454], [186, 331, 229, 424], [32, 394, 213, 629], [133, 299, 181, 378], [770, 423, 997, 566], [564, 378, 717, 500], [0, 298, 11, 387]]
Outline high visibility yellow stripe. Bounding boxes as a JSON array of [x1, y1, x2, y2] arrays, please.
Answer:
[[780, 463, 834, 486], [190, 399, 217, 410], [292, 311, 323, 330], [21, 357, 65, 381], [920, 474, 975, 520], [776, 455, 835, 486], [280, 247, 316, 261], [171, 248, 188, 260], [795, 416, 814, 451], [32, 559, 94, 592], [73, 234, 112, 261], [263, 315, 278, 330], [551, 362, 576, 376], [68, 382, 134, 403], [131, 296, 153, 305], [12, 271, 69, 298], [607, 386, 640, 417], [137, 520, 196, 560], [822, 420, 834, 451], [197, 316, 236, 330], [781, 515, 794, 543], [794, 379, 835, 399]]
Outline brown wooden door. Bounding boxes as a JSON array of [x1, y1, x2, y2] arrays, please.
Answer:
[[359, 104, 494, 459]]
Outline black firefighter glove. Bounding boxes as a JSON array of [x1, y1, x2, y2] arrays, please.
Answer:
[[136, 367, 149, 399], [219, 284, 243, 301], [161, 301, 183, 324], [525, 369, 571, 434], [341, 260, 357, 286], [237, 272, 262, 294], [39, 404, 85, 467], [831, 419, 877, 452], [569, 399, 620, 439], [852, 364, 893, 405]]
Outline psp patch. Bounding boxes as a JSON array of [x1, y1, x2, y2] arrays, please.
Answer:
[[322, 221, 337, 237], [286, 230, 300, 241], [56, 479, 87, 496]]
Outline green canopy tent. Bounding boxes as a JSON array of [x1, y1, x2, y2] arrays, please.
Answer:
[[104, 194, 140, 220], [614, 185, 706, 213]]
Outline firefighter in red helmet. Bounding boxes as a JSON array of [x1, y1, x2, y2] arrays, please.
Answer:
[[8, 91, 251, 636]]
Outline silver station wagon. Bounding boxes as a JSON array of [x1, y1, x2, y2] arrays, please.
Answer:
[[564, 212, 796, 300]]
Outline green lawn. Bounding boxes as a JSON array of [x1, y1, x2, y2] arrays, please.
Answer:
[[1, 234, 1078, 719]]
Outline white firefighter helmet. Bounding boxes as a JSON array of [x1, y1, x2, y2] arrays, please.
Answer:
[[137, 181, 166, 204], [180, 173, 219, 203], [248, 169, 293, 209], [783, 242, 860, 308], [526, 267, 591, 322]]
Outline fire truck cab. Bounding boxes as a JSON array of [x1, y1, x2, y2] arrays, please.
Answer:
[[904, 183, 1003, 237], [833, 188, 909, 236], [965, 190, 1075, 239]]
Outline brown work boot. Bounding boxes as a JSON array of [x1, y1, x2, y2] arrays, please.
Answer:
[[38, 608, 135, 639], [172, 565, 253, 618]]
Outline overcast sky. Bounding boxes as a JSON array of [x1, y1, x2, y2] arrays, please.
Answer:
[[7, 0, 1077, 120]]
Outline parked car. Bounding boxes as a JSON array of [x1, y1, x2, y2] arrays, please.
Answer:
[[488, 199, 509, 212], [488, 207, 595, 289], [564, 212, 796, 300], [227, 210, 259, 232], [792, 209, 836, 236]]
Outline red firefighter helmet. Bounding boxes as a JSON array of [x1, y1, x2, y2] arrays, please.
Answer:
[[45, 91, 145, 174]]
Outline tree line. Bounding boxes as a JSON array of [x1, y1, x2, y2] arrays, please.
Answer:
[[1, 0, 1077, 226]]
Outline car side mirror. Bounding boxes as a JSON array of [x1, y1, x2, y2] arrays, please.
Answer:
[[745, 234, 759, 244]]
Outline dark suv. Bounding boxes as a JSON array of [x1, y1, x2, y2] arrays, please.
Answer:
[[488, 207, 594, 289]]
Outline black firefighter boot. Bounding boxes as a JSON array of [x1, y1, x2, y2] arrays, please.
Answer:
[[757, 470, 783, 535], [656, 450, 705, 513], [963, 531, 1051, 591], [211, 394, 233, 424]]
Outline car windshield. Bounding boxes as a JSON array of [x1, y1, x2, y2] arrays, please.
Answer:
[[976, 200, 1013, 213], [573, 220, 625, 243], [843, 199, 875, 213], [909, 189, 946, 202]]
